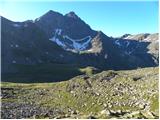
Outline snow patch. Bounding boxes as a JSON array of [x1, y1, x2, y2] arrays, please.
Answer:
[[104, 54, 108, 59], [124, 35, 134, 40], [115, 40, 130, 47], [125, 51, 131, 55], [12, 60, 16, 63], [74, 38, 91, 50], [125, 41, 130, 47], [87, 49, 94, 52], [13, 24, 21, 28], [64, 35, 92, 51], [115, 40, 122, 46], [50, 28, 92, 51], [125, 48, 137, 55], [35, 17, 41, 22], [63, 35, 91, 42], [49, 37, 66, 48], [55, 29, 62, 35], [15, 44, 19, 48]]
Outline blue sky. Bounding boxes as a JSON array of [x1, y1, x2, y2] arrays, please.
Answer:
[[0, 0, 158, 37]]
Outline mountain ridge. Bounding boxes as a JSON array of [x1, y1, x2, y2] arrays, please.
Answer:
[[1, 10, 159, 82]]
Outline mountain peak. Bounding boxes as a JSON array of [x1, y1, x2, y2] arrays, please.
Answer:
[[35, 10, 63, 22], [65, 11, 79, 19], [46, 10, 54, 14], [44, 10, 63, 16]]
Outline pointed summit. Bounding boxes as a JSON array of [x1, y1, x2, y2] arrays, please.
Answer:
[[35, 10, 63, 22], [46, 10, 54, 14], [43, 10, 63, 17], [65, 11, 79, 19]]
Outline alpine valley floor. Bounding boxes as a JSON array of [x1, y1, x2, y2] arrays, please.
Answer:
[[1, 67, 159, 119]]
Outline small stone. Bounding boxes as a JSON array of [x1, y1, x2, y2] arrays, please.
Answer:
[[110, 110, 116, 114], [108, 103, 112, 108], [92, 103, 95, 105], [68, 108, 72, 112], [58, 95, 61, 98], [139, 104, 145, 109], [95, 92, 100, 96], [73, 93, 76, 97], [70, 91, 74, 94], [71, 110, 77, 115], [65, 114, 70, 117], [99, 102, 103, 105], [103, 103, 107, 107], [100, 109, 110, 116], [141, 110, 155, 119], [116, 110, 122, 114]]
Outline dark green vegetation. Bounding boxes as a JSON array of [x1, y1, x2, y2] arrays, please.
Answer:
[[2, 64, 99, 83], [1, 67, 159, 119]]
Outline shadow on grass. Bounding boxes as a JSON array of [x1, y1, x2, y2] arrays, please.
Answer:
[[1, 63, 84, 83]]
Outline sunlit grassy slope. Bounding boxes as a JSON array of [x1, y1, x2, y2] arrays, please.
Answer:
[[1, 67, 159, 119]]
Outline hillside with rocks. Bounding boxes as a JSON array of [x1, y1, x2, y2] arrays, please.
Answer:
[[1, 67, 159, 119]]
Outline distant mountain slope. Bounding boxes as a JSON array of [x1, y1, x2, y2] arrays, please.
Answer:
[[122, 33, 158, 42], [1, 16, 79, 74], [114, 33, 159, 66]]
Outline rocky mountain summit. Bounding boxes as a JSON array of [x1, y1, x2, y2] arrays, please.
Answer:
[[35, 10, 96, 40]]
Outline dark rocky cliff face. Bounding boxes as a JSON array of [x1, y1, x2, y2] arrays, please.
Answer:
[[35, 10, 96, 39], [1, 10, 159, 82]]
